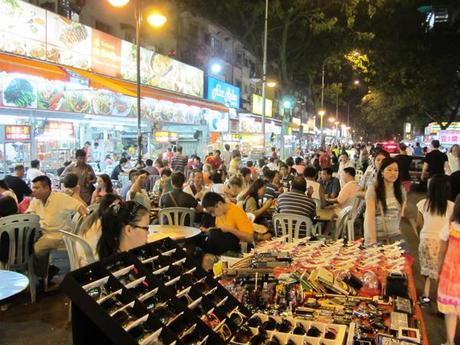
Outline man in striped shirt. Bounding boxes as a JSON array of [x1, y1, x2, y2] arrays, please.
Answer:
[[171, 145, 188, 175], [277, 176, 316, 221]]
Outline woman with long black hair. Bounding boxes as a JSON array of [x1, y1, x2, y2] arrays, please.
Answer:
[[97, 201, 149, 259], [416, 175, 454, 304], [364, 157, 407, 245], [238, 179, 273, 220]]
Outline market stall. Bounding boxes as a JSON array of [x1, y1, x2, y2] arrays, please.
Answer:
[[217, 237, 428, 345], [61, 235, 427, 345]]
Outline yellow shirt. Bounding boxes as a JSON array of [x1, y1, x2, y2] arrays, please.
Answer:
[[216, 203, 253, 235]]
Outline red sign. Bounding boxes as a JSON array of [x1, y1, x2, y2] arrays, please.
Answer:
[[4, 125, 31, 141], [44, 121, 74, 137], [92, 30, 122, 78]]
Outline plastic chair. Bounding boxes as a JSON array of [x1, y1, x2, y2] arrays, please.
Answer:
[[335, 206, 353, 240], [346, 198, 365, 241], [272, 213, 313, 242], [58, 230, 96, 271], [0, 214, 40, 303], [158, 207, 196, 226]]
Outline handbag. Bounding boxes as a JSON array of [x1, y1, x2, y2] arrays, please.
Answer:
[[204, 228, 240, 255]]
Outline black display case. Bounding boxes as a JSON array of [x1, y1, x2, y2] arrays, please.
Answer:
[[61, 238, 251, 345]]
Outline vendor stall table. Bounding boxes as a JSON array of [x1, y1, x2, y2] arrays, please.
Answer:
[[147, 225, 201, 242]]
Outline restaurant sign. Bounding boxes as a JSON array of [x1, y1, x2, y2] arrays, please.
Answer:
[[0, 0, 204, 97], [251, 94, 273, 117], [206, 77, 240, 109], [438, 130, 460, 145], [4, 125, 31, 141]]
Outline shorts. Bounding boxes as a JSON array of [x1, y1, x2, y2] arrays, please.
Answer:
[[419, 238, 440, 279]]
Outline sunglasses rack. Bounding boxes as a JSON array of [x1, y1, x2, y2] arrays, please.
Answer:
[[231, 313, 347, 345], [61, 238, 252, 345]]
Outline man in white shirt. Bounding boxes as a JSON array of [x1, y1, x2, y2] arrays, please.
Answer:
[[126, 170, 151, 210], [338, 153, 355, 188], [329, 167, 360, 214], [28, 175, 87, 280], [221, 144, 232, 167], [26, 159, 45, 183]]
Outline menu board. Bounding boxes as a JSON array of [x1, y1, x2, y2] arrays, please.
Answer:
[[0, 0, 47, 60], [46, 11, 92, 70], [0, 72, 208, 124], [0, 0, 204, 98], [120, 41, 204, 97], [4, 125, 31, 141]]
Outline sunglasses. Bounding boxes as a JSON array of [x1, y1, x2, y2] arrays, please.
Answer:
[[131, 224, 149, 232], [201, 311, 221, 328], [215, 323, 232, 341], [233, 326, 252, 343], [100, 295, 124, 315], [127, 322, 156, 343], [228, 309, 246, 327], [87, 285, 110, 301], [112, 307, 136, 328], [306, 326, 322, 338]]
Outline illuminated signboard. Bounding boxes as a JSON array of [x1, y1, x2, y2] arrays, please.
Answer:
[[0, 0, 204, 97], [251, 94, 273, 117], [439, 130, 460, 145], [206, 77, 240, 109], [4, 125, 31, 141], [205, 110, 229, 132], [155, 131, 178, 143]]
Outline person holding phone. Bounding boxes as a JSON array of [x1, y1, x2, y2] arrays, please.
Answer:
[[126, 170, 151, 210]]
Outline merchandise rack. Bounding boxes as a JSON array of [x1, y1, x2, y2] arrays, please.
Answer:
[[61, 238, 251, 345]]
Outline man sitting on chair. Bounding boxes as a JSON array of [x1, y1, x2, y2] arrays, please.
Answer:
[[277, 176, 316, 223], [28, 175, 87, 284], [327, 167, 360, 215]]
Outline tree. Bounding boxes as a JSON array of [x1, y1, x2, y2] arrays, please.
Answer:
[[176, 0, 384, 116], [359, 0, 460, 131]]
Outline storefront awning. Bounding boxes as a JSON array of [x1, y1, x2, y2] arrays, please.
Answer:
[[0, 53, 69, 81], [65, 67, 229, 113]]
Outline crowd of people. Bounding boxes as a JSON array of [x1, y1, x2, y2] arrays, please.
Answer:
[[0, 140, 460, 344]]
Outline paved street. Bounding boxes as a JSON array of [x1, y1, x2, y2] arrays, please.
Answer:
[[0, 191, 459, 345]]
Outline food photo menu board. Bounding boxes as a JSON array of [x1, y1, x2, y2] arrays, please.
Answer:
[[0, 72, 209, 125], [0, 0, 204, 98]]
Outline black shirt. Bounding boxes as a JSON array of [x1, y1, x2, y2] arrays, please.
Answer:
[[110, 165, 123, 180], [424, 150, 448, 176], [4, 175, 32, 203], [160, 189, 198, 209], [395, 154, 413, 181]]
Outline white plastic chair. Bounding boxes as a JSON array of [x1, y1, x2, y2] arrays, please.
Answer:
[[346, 198, 365, 241], [158, 207, 196, 226], [335, 206, 353, 240], [272, 213, 313, 242], [0, 214, 40, 303], [58, 230, 96, 271]]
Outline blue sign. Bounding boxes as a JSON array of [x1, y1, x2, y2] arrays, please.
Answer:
[[206, 77, 240, 109]]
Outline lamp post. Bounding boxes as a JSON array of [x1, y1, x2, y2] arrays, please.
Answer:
[[261, 0, 269, 155], [107, 0, 166, 166]]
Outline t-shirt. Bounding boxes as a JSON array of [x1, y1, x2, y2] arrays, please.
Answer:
[[205, 156, 222, 170], [394, 154, 413, 181], [27, 192, 81, 237], [160, 189, 198, 209], [277, 191, 316, 220], [26, 168, 44, 182], [264, 183, 280, 199], [215, 203, 253, 235], [4, 175, 31, 203], [293, 165, 305, 175], [320, 177, 340, 197], [417, 199, 454, 240], [171, 155, 188, 174], [424, 149, 448, 176], [364, 186, 406, 243], [336, 180, 360, 210], [319, 153, 331, 169]]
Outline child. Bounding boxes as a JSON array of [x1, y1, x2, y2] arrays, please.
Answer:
[[416, 175, 454, 303], [437, 194, 460, 345]]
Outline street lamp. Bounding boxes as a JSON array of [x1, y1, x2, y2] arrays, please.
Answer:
[[267, 81, 277, 88], [353, 79, 360, 85], [261, 0, 269, 154], [210, 63, 222, 74], [318, 109, 325, 145], [107, 0, 167, 166]]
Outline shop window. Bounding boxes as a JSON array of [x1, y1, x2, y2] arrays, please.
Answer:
[[95, 21, 112, 35], [211, 36, 223, 55], [235, 51, 243, 66]]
